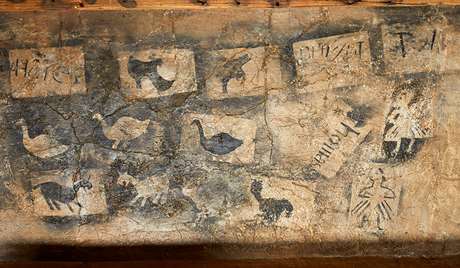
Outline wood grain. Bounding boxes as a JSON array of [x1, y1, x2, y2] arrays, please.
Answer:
[[0, 0, 459, 12]]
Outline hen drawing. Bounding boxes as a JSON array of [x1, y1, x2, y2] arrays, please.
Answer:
[[127, 55, 175, 92]]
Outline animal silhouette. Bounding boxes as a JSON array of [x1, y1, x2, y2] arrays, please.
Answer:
[[191, 119, 243, 155], [219, 53, 251, 93], [250, 179, 293, 224], [15, 118, 69, 159], [93, 113, 150, 149], [117, 172, 169, 208], [127, 55, 175, 92], [33, 179, 92, 212]]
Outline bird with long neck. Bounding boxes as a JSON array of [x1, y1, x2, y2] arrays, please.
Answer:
[[192, 119, 207, 146], [191, 119, 243, 155], [15, 118, 69, 159]]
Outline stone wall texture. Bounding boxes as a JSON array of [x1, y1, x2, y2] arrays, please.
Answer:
[[0, 6, 459, 260]]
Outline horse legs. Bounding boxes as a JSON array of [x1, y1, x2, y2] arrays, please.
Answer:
[[44, 198, 55, 210], [67, 203, 74, 213], [140, 196, 149, 208], [51, 200, 61, 210], [131, 195, 141, 206]]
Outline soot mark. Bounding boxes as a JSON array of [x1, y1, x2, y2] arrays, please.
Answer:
[[33, 179, 92, 212], [191, 119, 243, 155], [251, 179, 293, 224], [382, 79, 431, 162], [347, 104, 373, 127], [128, 56, 175, 92], [219, 54, 251, 94], [117, 0, 137, 8], [195, 0, 208, 5], [383, 138, 425, 162]]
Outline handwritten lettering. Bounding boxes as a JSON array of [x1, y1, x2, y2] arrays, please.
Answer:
[[310, 122, 361, 170], [299, 41, 364, 62], [10, 58, 82, 85], [8, 47, 86, 98]]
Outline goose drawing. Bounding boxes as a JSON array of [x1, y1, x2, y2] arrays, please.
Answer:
[[127, 55, 175, 92], [15, 118, 69, 159], [92, 113, 150, 149], [191, 119, 243, 155]]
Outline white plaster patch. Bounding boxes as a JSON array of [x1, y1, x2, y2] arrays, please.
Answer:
[[9, 46, 86, 98], [31, 169, 107, 217], [118, 48, 197, 100], [293, 32, 372, 92], [205, 46, 282, 100], [382, 24, 444, 74], [348, 165, 402, 233]]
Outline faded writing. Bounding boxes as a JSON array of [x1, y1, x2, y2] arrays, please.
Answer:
[[310, 122, 361, 171], [298, 40, 365, 62], [383, 25, 443, 73], [9, 47, 86, 98], [293, 32, 371, 92]]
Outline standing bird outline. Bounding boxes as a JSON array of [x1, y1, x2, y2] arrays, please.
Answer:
[[93, 113, 150, 149], [15, 118, 69, 159]]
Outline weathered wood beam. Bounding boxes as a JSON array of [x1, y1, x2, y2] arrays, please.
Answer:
[[0, 0, 459, 12]]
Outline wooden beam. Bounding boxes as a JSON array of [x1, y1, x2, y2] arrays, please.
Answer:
[[0, 0, 459, 12]]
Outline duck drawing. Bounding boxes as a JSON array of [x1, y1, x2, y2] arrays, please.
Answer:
[[127, 55, 175, 92], [92, 113, 150, 149], [15, 118, 69, 159], [191, 119, 243, 155]]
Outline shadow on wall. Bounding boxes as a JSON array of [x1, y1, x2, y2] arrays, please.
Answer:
[[1, 240, 460, 263]]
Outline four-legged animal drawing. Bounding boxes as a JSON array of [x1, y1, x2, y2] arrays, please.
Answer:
[[250, 179, 293, 224], [117, 172, 169, 208], [33, 179, 93, 212]]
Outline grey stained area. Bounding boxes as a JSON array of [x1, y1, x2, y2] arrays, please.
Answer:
[[0, 6, 459, 259]]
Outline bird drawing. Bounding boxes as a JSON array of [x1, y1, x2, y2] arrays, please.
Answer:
[[16, 118, 69, 159], [219, 53, 251, 94], [92, 113, 150, 149], [191, 119, 243, 155], [127, 55, 175, 92]]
